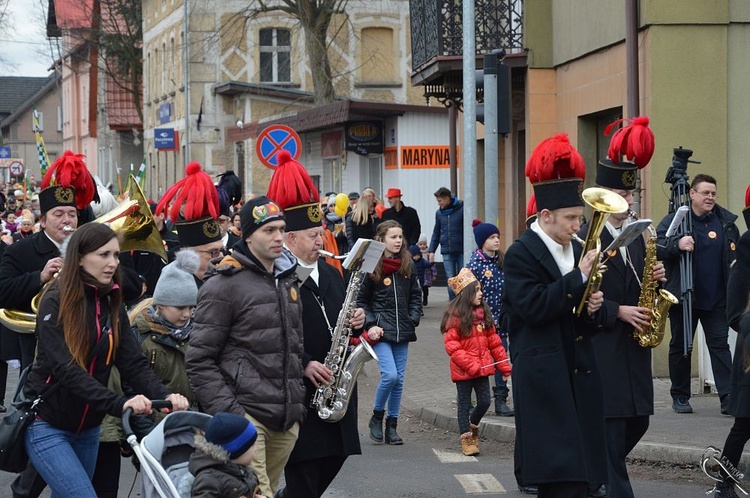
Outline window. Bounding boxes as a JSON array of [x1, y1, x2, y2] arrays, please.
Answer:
[[259, 28, 291, 83], [360, 27, 395, 84]]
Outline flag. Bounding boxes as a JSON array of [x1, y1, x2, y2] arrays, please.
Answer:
[[137, 159, 147, 187], [33, 109, 50, 175]]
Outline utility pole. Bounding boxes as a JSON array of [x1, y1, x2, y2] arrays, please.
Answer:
[[462, 0, 477, 264], [482, 52, 499, 225]]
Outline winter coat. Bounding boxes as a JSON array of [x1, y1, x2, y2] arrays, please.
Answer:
[[0, 231, 57, 311], [726, 230, 750, 331], [656, 204, 738, 303], [412, 256, 431, 288], [288, 261, 362, 463], [467, 249, 504, 330], [502, 228, 607, 487], [357, 260, 423, 343], [581, 223, 653, 418], [443, 308, 511, 382], [428, 197, 464, 256], [189, 438, 260, 498], [186, 247, 305, 432], [381, 204, 422, 246], [728, 313, 750, 417], [344, 212, 377, 248], [25, 284, 170, 432]]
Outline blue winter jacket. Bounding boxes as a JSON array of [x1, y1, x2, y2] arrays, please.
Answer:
[[428, 197, 464, 256]]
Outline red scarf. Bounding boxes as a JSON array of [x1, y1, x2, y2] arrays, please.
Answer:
[[382, 257, 402, 276], [472, 306, 485, 324]]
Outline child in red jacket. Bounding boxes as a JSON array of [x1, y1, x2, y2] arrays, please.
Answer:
[[441, 267, 512, 456]]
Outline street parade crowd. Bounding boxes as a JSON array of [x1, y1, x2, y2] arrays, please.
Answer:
[[0, 115, 749, 498]]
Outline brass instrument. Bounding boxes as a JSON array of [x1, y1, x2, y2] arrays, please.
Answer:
[[573, 187, 629, 316], [0, 176, 166, 333], [630, 210, 678, 348], [312, 248, 379, 423]]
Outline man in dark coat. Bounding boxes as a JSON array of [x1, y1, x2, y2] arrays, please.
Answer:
[[581, 157, 666, 498], [278, 223, 370, 498], [381, 187, 421, 246], [656, 173, 739, 415], [503, 175, 607, 498]]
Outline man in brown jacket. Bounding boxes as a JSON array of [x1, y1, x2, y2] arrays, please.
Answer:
[[186, 196, 305, 497]]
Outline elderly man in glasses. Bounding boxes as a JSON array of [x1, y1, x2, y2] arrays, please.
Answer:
[[656, 173, 740, 415]]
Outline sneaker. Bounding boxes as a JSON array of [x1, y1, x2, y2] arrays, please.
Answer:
[[672, 398, 693, 414]]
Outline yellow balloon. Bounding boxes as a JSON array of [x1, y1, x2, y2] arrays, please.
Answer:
[[334, 193, 349, 213], [334, 205, 347, 217]]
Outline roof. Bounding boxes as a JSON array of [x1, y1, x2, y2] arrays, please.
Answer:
[[0, 77, 52, 116], [0, 74, 60, 129], [52, 0, 93, 30]]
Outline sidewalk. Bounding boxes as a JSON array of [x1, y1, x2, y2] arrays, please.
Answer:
[[373, 286, 750, 467]]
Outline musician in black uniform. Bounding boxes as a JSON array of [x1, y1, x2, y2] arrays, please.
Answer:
[[656, 173, 739, 415], [581, 154, 665, 498], [503, 134, 607, 498], [271, 155, 371, 498]]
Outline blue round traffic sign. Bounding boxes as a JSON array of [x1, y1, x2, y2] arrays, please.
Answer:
[[256, 124, 302, 169]]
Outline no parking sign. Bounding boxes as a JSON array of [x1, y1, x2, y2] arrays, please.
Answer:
[[9, 161, 24, 177], [255, 125, 301, 169]]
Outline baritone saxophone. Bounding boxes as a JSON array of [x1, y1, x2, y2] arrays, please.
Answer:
[[631, 210, 679, 348]]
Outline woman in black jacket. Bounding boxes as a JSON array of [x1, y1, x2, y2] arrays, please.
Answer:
[[23, 223, 189, 498], [357, 220, 422, 445], [344, 188, 378, 248]]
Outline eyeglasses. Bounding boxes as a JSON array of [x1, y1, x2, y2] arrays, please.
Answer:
[[695, 190, 717, 198], [197, 249, 223, 258]]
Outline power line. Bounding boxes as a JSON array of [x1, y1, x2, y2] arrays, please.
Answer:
[[0, 38, 47, 45]]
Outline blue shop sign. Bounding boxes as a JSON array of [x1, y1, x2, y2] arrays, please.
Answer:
[[154, 128, 176, 150]]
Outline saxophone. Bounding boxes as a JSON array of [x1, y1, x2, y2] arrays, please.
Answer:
[[311, 267, 378, 422], [631, 210, 679, 348]]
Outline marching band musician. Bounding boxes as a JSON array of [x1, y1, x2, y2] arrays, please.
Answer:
[[581, 118, 665, 498], [270, 151, 370, 498], [503, 134, 607, 498], [656, 173, 739, 415]]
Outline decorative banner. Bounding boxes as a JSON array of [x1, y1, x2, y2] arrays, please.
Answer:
[[345, 121, 383, 156], [33, 109, 50, 176]]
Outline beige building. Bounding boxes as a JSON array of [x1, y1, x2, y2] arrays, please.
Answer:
[[141, 0, 431, 199]]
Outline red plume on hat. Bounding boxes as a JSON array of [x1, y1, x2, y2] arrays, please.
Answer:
[[524, 133, 585, 184], [605, 116, 654, 169], [155, 162, 219, 222], [745, 184, 750, 208], [41, 150, 96, 209], [266, 150, 319, 209]]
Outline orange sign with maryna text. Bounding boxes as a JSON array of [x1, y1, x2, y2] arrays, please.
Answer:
[[384, 145, 459, 169]]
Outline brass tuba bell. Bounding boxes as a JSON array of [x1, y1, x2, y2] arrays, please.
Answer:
[[0, 176, 167, 333], [573, 187, 629, 316]]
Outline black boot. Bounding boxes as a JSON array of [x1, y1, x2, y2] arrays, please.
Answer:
[[494, 386, 514, 417], [384, 417, 403, 445], [369, 409, 384, 443]]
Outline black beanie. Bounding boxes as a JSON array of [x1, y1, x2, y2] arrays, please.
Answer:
[[205, 413, 258, 460], [408, 244, 421, 257], [472, 219, 500, 249], [240, 196, 285, 238]]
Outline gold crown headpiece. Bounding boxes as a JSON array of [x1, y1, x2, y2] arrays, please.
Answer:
[[447, 267, 477, 296]]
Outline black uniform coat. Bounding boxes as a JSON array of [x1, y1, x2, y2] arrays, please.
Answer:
[[288, 260, 362, 463], [503, 228, 607, 486], [728, 313, 750, 417], [581, 225, 654, 417], [0, 231, 57, 311], [727, 230, 750, 331]]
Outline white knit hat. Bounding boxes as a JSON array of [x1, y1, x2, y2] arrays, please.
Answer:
[[152, 249, 200, 306]]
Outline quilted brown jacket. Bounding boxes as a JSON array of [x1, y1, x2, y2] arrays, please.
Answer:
[[186, 246, 306, 432]]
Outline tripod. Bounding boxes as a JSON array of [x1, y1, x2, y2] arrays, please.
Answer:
[[664, 147, 700, 357]]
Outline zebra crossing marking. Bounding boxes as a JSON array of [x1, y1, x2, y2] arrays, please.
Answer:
[[454, 474, 506, 494], [433, 448, 478, 463]]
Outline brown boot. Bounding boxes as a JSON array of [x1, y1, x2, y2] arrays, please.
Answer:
[[470, 422, 480, 447], [461, 432, 480, 456]]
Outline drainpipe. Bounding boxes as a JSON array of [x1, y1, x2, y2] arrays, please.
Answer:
[[183, 0, 191, 163], [449, 104, 457, 193], [626, 0, 641, 210]]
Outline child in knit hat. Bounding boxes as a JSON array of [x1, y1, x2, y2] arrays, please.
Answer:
[[466, 219, 514, 417], [409, 244, 431, 315], [190, 412, 266, 497], [416, 234, 437, 306]]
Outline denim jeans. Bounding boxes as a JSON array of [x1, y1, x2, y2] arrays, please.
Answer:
[[373, 341, 409, 418], [442, 253, 464, 299], [25, 420, 101, 498]]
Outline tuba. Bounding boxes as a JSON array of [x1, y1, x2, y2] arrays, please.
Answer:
[[313, 247, 379, 423], [573, 187, 629, 316], [0, 176, 166, 333], [630, 210, 678, 348]]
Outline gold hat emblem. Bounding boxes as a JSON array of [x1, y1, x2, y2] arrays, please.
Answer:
[[54, 186, 74, 204], [622, 170, 637, 188], [307, 204, 323, 223], [202, 220, 221, 238]]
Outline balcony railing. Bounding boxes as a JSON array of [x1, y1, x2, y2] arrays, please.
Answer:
[[410, 0, 524, 73]]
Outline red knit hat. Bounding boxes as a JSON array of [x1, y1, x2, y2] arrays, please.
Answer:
[[39, 150, 96, 213], [743, 184, 750, 229], [525, 134, 585, 212], [155, 162, 221, 247], [266, 150, 322, 231]]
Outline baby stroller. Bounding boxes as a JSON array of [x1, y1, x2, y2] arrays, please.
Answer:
[[123, 401, 212, 498]]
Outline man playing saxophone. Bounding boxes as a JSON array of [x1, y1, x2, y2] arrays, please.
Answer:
[[579, 117, 666, 498]]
